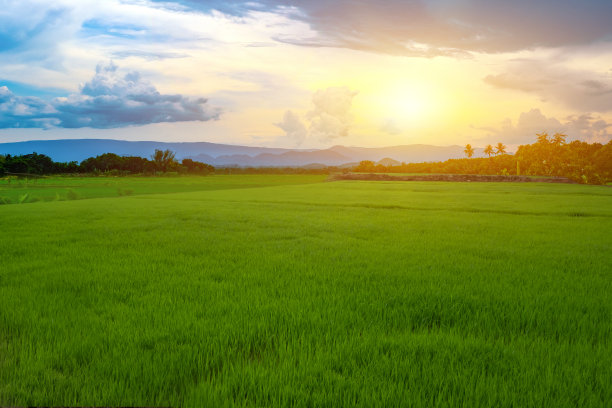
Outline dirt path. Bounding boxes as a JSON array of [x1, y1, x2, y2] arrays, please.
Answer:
[[329, 173, 576, 183]]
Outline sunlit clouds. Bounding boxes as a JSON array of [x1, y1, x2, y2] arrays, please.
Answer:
[[0, 0, 610, 147]]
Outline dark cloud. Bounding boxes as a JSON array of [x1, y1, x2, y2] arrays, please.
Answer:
[[5, 1, 610, 68], [0, 86, 59, 129], [484, 60, 612, 112], [0, 62, 220, 129], [581, 80, 609, 91], [483, 73, 551, 93], [564, 113, 612, 142], [161, 0, 612, 56], [476, 108, 612, 145]]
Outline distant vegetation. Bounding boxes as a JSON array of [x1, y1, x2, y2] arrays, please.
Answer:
[[1, 134, 610, 184], [0, 149, 214, 177], [356, 134, 612, 184]]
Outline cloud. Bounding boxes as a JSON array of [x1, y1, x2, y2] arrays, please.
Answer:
[[380, 119, 402, 136], [0, 5, 69, 53], [3, 0, 611, 85], [308, 87, 358, 140], [0, 86, 59, 129], [484, 60, 612, 112], [276, 87, 358, 145], [275, 110, 307, 145], [111, 50, 190, 60], [164, 0, 612, 56], [0, 0, 305, 82], [564, 113, 612, 144], [483, 73, 548, 93], [0, 62, 220, 129], [476, 108, 612, 145]]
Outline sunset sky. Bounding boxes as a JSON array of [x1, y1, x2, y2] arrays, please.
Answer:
[[1, 0, 611, 149]]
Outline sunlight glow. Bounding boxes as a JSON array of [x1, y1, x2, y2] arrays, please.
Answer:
[[372, 82, 438, 128]]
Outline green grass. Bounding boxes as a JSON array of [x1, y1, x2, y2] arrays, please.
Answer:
[[0, 174, 326, 203], [1, 175, 611, 407]]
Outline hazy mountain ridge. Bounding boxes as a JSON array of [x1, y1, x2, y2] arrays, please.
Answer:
[[0, 139, 486, 166]]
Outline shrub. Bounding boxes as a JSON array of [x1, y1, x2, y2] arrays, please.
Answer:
[[18, 193, 29, 204], [66, 189, 79, 200], [117, 188, 134, 196]]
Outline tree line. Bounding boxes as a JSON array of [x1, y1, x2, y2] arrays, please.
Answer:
[[355, 134, 611, 184], [0, 149, 343, 177], [0, 149, 215, 177], [2, 134, 610, 184]]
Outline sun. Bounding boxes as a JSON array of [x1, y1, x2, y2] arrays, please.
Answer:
[[389, 94, 429, 120], [355, 81, 439, 132], [385, 83, 435, 124]]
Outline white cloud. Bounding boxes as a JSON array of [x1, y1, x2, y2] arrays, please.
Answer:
[[0, 62, 220, 128], [0, 0, 313, 90], [276, 87, 358, 145], [380, 119, 402, 135], [275, 110, 307, 146], [307, 87, 358, 140]]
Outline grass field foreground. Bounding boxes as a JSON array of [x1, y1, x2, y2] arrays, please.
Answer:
[[1, 175, 611, 407]]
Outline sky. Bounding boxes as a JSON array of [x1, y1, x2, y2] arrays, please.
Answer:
[[0, 0, 611, 149]]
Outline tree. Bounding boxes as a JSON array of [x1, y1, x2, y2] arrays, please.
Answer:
[[536, 132, 549, 144], [123, 156, 150, 173], [354, 160, 376, 172], [182, 158, 215, 175], [495, 142, 506, 155], [484, 145, 494, 158], [152, 149, 177, 172], [464, 144, 475, 158], [2, 152, 55, 174], [552, 133, 567, 146], [79, 153, 123, 173]]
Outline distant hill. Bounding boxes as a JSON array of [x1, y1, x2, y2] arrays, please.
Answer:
[[0, 139, 298, 163], [0, 139, 488, 167], [193, 149, 351, 167], [328, 144, 486, 163]]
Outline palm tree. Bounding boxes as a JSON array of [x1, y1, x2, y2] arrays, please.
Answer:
[[536, 132, 549, 144], [552, 133, 567, 146], [484, 144, 494, 158], [495, 142, 506, 155], [464, 144, 475, 158]]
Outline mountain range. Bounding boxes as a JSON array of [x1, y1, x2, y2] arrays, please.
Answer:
[[0, 139, 487, 167]]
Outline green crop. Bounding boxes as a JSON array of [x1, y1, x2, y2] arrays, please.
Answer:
[[1, 176, 610, 407]]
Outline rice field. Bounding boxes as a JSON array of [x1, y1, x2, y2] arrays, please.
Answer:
[[1, 175, 611, 407]]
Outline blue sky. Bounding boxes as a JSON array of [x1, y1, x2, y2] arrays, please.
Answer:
[[0, 0, 610, 147]]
